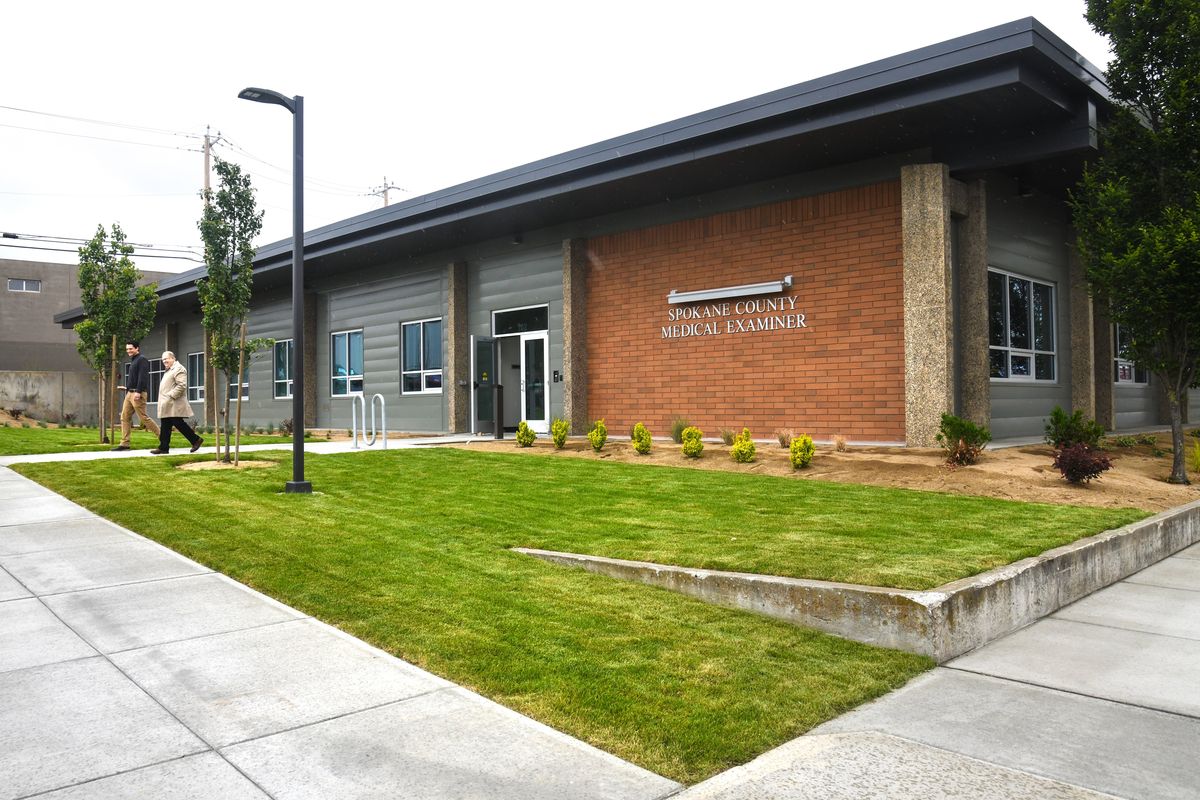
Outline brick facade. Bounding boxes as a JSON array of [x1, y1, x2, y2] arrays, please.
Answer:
[[585, 181, 905, 442]]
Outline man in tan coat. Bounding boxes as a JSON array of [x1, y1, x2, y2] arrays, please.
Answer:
[[150, 351, 204, 454]]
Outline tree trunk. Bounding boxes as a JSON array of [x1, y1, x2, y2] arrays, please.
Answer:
[[1167, 387, 1189, 484], [98, 372, 107, 443], [222, 370, 233, 463], [108, 335, 118, 445]]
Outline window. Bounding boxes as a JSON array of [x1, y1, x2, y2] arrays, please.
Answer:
[[331, 329, 364, 396], [124, 358, 164, 402], [401, 318, 442, 394], [274, 339, 294, 399], [1114, 325, 1150, 384], [227, 374, 250, 402], [7, 278, 41, 293], [492, 305, 548, 336], [187, 353, 205, 402], [988, 269, 1056, 381]]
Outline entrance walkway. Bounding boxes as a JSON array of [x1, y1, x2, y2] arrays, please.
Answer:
[[0, 466, 679, 800], [679, 542, 1200, 799]]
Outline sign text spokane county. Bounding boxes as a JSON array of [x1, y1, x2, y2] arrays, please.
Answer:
[[661, 296, 807, 339]]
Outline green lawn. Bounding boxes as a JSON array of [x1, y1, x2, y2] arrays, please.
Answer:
[[0, 425, 305, 456], [12, 449, 1145, 783]]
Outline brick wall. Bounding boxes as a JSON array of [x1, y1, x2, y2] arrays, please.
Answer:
[[585, 181, 905, 442]]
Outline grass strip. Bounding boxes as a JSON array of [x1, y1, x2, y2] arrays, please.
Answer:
[[0, 425, 307, 456]]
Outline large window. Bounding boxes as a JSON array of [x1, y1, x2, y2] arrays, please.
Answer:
[[227, 376, 249, 402], [1114, 325, 1150, 384], [274, 339, 294, 399], [7, 278, 41, 293], [187, 353, 205, 402], [401, 318, 442, 394], [331, 329, 364, 396], [988, 269, 1056, 381]]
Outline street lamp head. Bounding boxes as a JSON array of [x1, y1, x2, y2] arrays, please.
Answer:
[[238, 87, 296, 114]]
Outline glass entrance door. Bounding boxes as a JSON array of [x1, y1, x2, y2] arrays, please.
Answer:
[[473, 336, 496, 434], [520, 333, 548, 433]]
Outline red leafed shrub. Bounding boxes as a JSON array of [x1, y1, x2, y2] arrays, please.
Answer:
[[1053, 443, 1113, 484]]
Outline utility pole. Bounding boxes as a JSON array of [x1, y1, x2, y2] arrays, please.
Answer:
[[368, 177, 405, 207]]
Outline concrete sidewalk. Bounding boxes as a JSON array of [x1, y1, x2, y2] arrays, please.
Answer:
[[0, 466, 680, 800], [679, 543, 1200, 799]]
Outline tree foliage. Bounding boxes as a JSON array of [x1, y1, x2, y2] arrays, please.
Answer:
[[197, 157, 271, 459], [75, 224, 158, 441], [1071, 0, 1200, 484]]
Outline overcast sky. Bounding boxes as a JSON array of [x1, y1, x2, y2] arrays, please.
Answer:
[[1, 1, 1111, 274]]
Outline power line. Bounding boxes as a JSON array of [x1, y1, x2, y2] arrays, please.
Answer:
[[0, 122, 203, 153], [0, 104, 202, 139], [0, 190, 197, 198], [0, 242, 203, 262], [5, 232, 201, 254], [213, 137, 370, 194]]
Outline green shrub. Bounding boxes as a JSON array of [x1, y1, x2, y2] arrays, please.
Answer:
[[935, 413, 991, 466], [670, 416, 691, 444], [631, 422, 652, 455], [1044, 406, 1104, 449], [789, 434, 815, 469], [37, 420, 48, 428], [719, 428, 735, 446], [1054, 443, 1113, 484], [588, 419, 608, 452], [280, 418, 294, 436], [1190, 441, 1200, 473], [20, 422, 30, 429], [775, 429, 793, 448], [516, 420, 536, 447], [1135, 433, 1158, 446], [1110, 435, 1137, 448], [681, 426, 704, 458], [550, 418, 569, 449], [730, 428, 756, 463]]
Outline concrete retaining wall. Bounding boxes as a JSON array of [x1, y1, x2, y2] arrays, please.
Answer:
[[516, 498, 1200, 662], [0, 371, 98, 424]]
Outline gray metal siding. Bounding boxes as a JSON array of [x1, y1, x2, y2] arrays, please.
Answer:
[[985, 179, 1073, 440], [241, 291, 294, 427], [1114, 382, 1157, 430], [318, 266, 447, 431], [468, 244, 565, 425]]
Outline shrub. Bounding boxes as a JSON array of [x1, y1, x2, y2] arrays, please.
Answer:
[[280, 418, 294, 436], [1135, 433, 1158, 447], [719, 428, 736, 446], [631, 422, 652, 454], [1110, 435, 1137, 448], [550, 418, 569, 449], [1190, 441, 1200, 474], [681, 426, 704, 458], [6, 407, 23, 420], [37, 420, 48, 428], [588, 419, 608, 452], [789, 434, 815, 469], [1054, 443, 1113, 484], [775, 428, 793, 448], [833, 434, 847, 452], [935, 413, 991, 466], [1044, 406, 1104, 449], [516, 420, 536, 447], [21, 422, 30, 429], [730, 428, 756, 463], [670, 416, 691, 444]]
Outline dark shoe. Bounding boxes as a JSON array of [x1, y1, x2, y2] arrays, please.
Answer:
[[148, 449, 168, 455], [111, 445, 130, 451], [190, 438, 204, 453]]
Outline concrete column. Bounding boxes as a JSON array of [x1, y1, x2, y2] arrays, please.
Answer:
[[303, 292, 317, 427], [1067, 241, 1096, 420], [955, 179, 989, 427], [164, 322, 179, 357], [1093, 303, 1115, 429], [901, 164, 955, 447], [562, 238, 589, 434], [446, 261, 469, 433]]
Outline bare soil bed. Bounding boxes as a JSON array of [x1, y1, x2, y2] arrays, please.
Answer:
[[459, 431, 1200, 512]]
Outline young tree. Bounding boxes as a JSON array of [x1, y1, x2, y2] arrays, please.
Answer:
[[75, 224, 158, 442], [1071, 0, 1200, 484], [197, 157, 271, 461]]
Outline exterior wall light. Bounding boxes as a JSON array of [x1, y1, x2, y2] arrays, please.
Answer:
[[667, 275, 793, 305]]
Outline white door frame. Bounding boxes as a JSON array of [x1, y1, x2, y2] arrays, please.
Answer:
[[519, 332, 550, 433]]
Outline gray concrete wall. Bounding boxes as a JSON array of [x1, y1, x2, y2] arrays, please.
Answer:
[[0, 371, 98, 424]]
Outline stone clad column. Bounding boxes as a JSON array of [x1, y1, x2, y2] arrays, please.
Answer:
[[1092, 303, 1115, 429], [1068, 241, 1096, 420], [164, 322, 179, 357], [956, 179, 989, 427], [562, 238, 588, 434], [901, 164, 955, 447], [446, 261, 469, 433]]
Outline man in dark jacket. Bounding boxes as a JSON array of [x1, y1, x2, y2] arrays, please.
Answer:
[[112, 340, 161, 450]]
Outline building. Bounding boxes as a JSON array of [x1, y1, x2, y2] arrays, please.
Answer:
[[2, 258, 171, 422], [56, 19, 1198, 442]]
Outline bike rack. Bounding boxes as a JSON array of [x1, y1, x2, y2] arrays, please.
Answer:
[[350, 393, 387, 449]]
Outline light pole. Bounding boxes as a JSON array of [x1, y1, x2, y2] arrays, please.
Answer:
[[238, 87, 312, 494]]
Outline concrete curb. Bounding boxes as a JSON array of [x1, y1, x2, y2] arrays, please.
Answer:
[[515, 498, 1200, 662]]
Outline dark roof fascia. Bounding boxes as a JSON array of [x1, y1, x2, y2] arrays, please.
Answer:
[[56, 17, 1110, 325]]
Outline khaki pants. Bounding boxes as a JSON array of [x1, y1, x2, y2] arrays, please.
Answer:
[[120, 392, 160, 445]]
